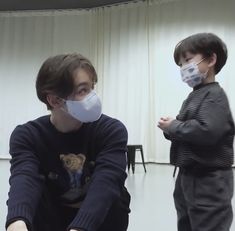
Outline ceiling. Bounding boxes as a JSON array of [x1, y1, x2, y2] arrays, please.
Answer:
[[0, 0, 139, 12]]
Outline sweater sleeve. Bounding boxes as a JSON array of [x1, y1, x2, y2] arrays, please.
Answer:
[[6, 125, 44, 229], [67, 120, 128, 231], [167, 97, 232, 146]]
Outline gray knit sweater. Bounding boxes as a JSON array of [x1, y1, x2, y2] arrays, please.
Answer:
[[165, 82, 234, 168]]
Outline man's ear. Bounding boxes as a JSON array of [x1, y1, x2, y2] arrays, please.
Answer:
[[46, 94, 64, 109], [208, 53, 217, 68]]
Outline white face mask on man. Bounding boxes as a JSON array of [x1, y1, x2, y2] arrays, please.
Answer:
[[63, 90, 102, 123], [180, 59, 208, 88]]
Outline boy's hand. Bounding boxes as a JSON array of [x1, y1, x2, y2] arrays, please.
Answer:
[[7, 220, 28, 231], [157, 117, 174, 131]]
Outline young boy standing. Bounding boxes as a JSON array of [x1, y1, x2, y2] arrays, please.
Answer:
[[158, 33, 234, 231]]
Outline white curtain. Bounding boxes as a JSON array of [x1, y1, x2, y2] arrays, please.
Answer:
[[0, 0, 235, 163]]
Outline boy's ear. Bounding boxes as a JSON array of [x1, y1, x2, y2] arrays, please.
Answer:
[[208, 53, 217, 68], [46, 94, 64, 109]]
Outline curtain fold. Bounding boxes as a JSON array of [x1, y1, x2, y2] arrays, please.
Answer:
[[0, 0, 235, 163]]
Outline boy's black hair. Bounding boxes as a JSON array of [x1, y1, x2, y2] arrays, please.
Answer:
[[174, 33, 227, 74]]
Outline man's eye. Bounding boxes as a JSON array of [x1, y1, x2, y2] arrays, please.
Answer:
[[77, 88, 92, 97], [79, 89, 86, 94]]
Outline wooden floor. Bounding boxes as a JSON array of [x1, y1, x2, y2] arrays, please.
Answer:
[[126, 164, 235, 231]]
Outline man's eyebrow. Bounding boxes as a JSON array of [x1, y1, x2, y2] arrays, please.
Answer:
[[75, 82, 90, 88]]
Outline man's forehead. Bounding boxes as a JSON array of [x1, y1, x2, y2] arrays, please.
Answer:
[[73, 69, 93, 85]]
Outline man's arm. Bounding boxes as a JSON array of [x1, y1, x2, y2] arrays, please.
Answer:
[[7, 220, 28, 231], [67, 119, 128, 231], [6, 125, 44, 230]]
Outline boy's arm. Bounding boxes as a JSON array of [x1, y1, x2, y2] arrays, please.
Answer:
[[158, 117, 176, 140], [167, 99, 232, 145], [163, 132, 171, 140]]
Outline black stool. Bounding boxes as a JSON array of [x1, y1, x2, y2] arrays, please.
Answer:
[[127, 145, 147, 173]]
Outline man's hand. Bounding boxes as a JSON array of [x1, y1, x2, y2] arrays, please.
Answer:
[[7, 220, 28, 231], [157, 117, 174, 132]]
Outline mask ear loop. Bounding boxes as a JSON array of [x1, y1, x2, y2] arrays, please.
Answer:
[[58, 98, 68, 114], [58, 97, 66, 105], [196, 57, 206, 65], [196, 58, 209, 79]]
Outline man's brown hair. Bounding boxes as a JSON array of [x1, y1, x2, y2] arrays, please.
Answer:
[[36, 53, 97, 109]]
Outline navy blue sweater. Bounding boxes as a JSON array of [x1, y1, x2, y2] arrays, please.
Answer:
[[6, 114, 129, 231]]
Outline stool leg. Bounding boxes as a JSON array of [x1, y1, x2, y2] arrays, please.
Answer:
[[126, 152, 131, 172], [140, 147, 147, 172], [130, 150, 136, 174], [132, 155, 135, 174], [127, 146, 136, 174]]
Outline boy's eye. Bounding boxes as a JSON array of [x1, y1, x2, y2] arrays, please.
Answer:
[[185, 58, 192, 62]]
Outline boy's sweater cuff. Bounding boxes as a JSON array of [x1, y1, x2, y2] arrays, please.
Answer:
[[168, 119, 181, 136]]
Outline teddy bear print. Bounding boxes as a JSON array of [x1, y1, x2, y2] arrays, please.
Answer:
[[60, 153, 86, 188]]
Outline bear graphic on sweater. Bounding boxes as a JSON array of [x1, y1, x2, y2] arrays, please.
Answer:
[[60, 153, 86, 188]]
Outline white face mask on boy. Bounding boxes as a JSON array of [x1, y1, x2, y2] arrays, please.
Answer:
[[64, 90, 102, 123], [180, 59, 208, 88]]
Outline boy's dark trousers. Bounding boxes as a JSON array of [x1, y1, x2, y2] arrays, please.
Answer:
[[32, 187, 130, 231], [174, 167, 234, 231]]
